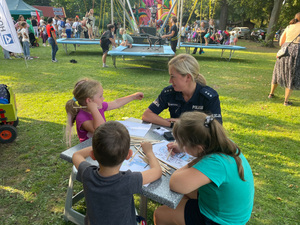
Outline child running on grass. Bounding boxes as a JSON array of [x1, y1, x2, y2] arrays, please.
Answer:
[[72, 121, 162, 225], [154, 111, 254, 225], [65, 78, 143, 146]]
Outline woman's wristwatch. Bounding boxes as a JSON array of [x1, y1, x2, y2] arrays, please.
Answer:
[[170, 121, 174, 128]]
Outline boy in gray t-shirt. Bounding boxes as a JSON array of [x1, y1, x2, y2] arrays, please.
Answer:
[[73, 121, 162, 225]]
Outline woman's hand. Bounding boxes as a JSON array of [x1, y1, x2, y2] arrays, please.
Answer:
[[166, 118, 179, 123]]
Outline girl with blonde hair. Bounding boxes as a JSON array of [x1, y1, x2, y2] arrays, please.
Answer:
[[142, 53, 222, 128], [65, 78, 144, 146], [86, 9, 95, 40], [119, 28, 133, 48]]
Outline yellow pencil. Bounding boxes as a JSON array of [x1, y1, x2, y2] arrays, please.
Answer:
[[129, 146, 141, 162], [166, 148, 173, 160]]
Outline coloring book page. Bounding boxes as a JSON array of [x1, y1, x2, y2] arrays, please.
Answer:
[[120, 153, 150, 186], [152, 141, 195, 169], [118, 120, 152, 137], [120, 154, 149, 172]]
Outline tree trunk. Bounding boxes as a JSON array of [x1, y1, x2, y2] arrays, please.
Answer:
[[266, 0, 284, 47], [219, 0, 228, 30]]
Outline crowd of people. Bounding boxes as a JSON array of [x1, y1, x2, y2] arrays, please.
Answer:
[[4, 12, 237, 63], [3, 10, 96, 62], [180, 19, 236, 49]]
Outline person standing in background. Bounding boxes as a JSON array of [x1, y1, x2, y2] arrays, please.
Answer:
[[46, 17, 59, 63], [162, 16, 178, 54], [269, 12, 300, 106]]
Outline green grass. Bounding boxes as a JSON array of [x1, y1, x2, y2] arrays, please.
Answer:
[[0, 39, 299, 225]]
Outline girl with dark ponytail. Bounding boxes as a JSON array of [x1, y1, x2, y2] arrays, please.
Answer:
[[154, 111, 254, 225]]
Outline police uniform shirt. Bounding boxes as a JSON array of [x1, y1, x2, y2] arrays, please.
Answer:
[[148, 83, 223, 124]]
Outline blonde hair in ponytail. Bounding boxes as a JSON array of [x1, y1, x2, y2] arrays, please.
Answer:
[[168, 54, 207, 86], [173, 111, 245, 181], [65, 78, 102, 146]]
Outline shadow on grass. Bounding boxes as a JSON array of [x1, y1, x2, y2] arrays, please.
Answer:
[[65, 51, 101, 56], [0, 116, 78, 224], [223, 110, 299, 224], [112, 57, 170, 71]]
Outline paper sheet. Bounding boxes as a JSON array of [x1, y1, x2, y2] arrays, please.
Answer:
[[152, 141, 195, 169], [120, 153, 150, 186], [120, 155, 149, 172], [118, 120, 152, 137]]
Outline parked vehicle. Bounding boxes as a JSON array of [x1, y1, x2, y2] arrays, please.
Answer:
[[251, 28, 266, 41], [229, 27, 251, 39]]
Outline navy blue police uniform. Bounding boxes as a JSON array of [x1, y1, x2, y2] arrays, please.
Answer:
[[148, 83, 222, 124]]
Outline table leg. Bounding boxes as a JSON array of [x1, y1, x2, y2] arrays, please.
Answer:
[[140, 195, 148, 219]]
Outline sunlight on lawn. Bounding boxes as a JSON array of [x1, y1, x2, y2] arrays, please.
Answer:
[[0, 39, 299, 225], [0, 185, 36, 202]]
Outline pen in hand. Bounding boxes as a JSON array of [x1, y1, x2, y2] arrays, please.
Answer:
[[166, 148, 173, 160], [129, 146, 141, 162]]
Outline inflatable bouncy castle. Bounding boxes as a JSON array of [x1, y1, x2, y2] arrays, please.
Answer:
[[132, 0, 177, 26]]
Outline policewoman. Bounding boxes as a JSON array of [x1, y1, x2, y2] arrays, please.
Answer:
[[142, 54, 222, 127]]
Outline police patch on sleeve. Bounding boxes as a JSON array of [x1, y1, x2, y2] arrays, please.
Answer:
[[152, 99, 160, 107]]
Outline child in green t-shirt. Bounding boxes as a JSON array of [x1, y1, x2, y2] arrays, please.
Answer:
[[154, 111, 254, 225], [119, 28, 133, 48]]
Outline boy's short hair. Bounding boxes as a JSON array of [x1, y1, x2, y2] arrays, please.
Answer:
[[171, 16, 177, 23], [107, 24, 115, 31], [47, 17, 53, 24], [92, 121, 130, 167]]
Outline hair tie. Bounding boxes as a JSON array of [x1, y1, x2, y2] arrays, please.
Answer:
[[204, 116, 214, 128], [72, 97, 77, 102], [75, 80, 86, 88]]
